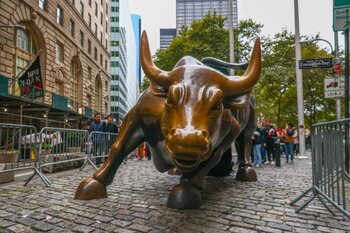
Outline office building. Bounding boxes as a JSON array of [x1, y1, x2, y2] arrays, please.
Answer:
[[176, 0, 238, 31], [132, 14, 141, 86], [110, 0, 139, 123], [160, 28, 177, 50]]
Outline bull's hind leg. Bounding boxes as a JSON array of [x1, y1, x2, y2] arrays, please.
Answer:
[[235, 105, 257, 182], [235, 133, 257, 181], [75, 108, 144, 200]]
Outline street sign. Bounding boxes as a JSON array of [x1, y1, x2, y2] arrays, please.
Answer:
[[299, 58, 333, 69], [333, 0, 350, 31], [333, 63, 341, 73], [324, 77, 345, 98]]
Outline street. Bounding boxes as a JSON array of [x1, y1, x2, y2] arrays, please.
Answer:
[[0, 156, 349, 233]]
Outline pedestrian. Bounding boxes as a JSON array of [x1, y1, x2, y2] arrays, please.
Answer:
[[260, 119, 269, 164], [105, 114, 118, 153], [282, 123, 295, 163], [252, 127, 262, 167], [266, 122, 277, 164], [90, 113, 106, 166]]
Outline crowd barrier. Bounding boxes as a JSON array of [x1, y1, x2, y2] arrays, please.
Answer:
[[80, 131, 118, 171], [0, 123, 119, 186], [291, 119, 350, 219], [0, 123, 48, 186]]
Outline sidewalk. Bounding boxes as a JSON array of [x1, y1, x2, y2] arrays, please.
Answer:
[[0, 154, 349, 233]]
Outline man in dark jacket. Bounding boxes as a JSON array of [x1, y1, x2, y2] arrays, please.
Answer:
[[90, 113, 106, 166], [105, 115, 118, 154]]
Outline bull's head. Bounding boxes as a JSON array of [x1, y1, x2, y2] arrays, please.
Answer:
[[141, 31, 261, 172]]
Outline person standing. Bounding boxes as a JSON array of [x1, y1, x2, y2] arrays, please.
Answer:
[[105, 114, 118, 151], [90, 113, 106, 166], [252, 127, 262, 167], [283, 123, 295, 163], [266, 122, 277, 164], [260, 120, 269, 164]]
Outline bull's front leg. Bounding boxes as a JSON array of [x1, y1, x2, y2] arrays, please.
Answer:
[[75, 108, 144, 200]]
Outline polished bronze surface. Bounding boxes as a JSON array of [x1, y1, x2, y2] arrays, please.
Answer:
[[75, 31, 261, 209]]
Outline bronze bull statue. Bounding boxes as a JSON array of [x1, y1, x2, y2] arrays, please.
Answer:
[[75, 31, 261, 209]]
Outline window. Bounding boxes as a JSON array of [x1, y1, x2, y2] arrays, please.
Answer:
[[69, 20, 75, 37], [100, 54, 103, 66], [14, 25, 38, 76], [110, 40, 119, 46], [106, 4, 108, 15], [88, 0, 91, 6], [111, 61, 119, 67], [94, 47, 97, 60], [105, 21, 108, 33], [100, 32, 102, 42], [88, 66, 92, 80], [95, 23, 97, 36], [55, 42, 63, 62], [105, 59, 107, 71], [111, 7, 119, 12], [39, 0, 46, 10], [56, 6, 63, 25], [88, 39, 91, 54], [80, 1, 84, 16], [95, 2, 98, 16], [111, 17, 118, 22], [80, 31, 84, 47], [88, 14, 91, 27], [111, 27, 118, 33], [111, 51, 119, 57], [71, 59, 78, 102], [100, 12, 103, 25]]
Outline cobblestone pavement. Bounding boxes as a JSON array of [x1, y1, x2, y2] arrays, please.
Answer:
[[0, 155, 349, 233]]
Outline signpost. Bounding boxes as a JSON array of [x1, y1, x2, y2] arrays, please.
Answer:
[[299, 58, 333, 69], [333, 0, 350, 173], [324, 77, 345, 98]]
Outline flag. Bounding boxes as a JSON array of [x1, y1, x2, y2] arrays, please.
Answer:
[[18, 55, 44, 98]]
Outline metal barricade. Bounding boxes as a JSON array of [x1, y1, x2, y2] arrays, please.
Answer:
[[0, 123, 48, 186], [290, 119, 350, 219], [38, 127, 90, 185], [80, 131, 118, 171]]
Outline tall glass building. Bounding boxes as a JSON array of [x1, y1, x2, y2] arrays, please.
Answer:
[[176, 0, 238, 31], [110, 0, 139, 123], [160, 29, 177, 50], [131, 14, 142, 86]]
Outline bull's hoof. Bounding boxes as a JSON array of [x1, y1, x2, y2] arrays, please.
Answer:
[[167, 183, 201, 209], [236, 165, 257, 182], [74, 177, 107, 200]]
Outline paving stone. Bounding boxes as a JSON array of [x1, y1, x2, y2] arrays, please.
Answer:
[[71, 224, 95, 233], [0, 155, 348, 233], [31, 222, 55, 232]]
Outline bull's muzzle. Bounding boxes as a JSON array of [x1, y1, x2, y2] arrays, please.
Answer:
[[166, 128, 210, 170]]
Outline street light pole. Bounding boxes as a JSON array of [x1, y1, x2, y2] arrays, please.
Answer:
[[294, 0, 306, 158], [228, 0, 234, 75], [334, 31, 341, 120]]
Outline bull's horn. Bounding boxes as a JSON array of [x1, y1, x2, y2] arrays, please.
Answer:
[[224, 37, 261, 96], [140, 31, 169, 87]]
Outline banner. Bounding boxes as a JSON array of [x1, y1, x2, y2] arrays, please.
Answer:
[[18, 56, 44, 98]]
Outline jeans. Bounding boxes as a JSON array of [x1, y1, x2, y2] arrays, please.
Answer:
[[253, 144, 262, 165], [261, 144, 266, 162], [93, 142, 103, 165], [284, 142, 294, 162]]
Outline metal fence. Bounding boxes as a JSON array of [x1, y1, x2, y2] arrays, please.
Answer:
[[290, 119, 350, 219], [80, 131, 118, 171], [38, 127, 90, 184], [0, 123, 47, 186]]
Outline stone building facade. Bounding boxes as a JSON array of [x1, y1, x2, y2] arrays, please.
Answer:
[[0, 0, 110, 127]]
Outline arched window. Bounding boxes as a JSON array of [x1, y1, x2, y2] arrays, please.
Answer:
[[70, 59, 78, 102], [95, 75, 102, 113], [14, 25, 37, 76]]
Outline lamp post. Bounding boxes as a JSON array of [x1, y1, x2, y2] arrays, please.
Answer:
[[299, 36, 341, 120], [294, 0, 306, 158], [228, 0, 234, 75]]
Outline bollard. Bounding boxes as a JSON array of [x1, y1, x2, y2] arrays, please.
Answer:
[[274, 142, 281, 167]]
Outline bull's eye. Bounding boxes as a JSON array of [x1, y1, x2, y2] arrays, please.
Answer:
[[211, 101, 223, 112]]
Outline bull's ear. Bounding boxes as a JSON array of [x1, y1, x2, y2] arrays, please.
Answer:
[[151, 83, 168, 97], [224, 90, 252, 110]]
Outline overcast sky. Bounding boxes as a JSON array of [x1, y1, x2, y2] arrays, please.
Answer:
[[129, 0, 338, 55]]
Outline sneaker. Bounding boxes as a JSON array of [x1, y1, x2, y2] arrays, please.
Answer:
[[263, 161, 269, 164], [286, 160, 289, 163], [271, 161, 275, 165], [254, 164, 261, 167]]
